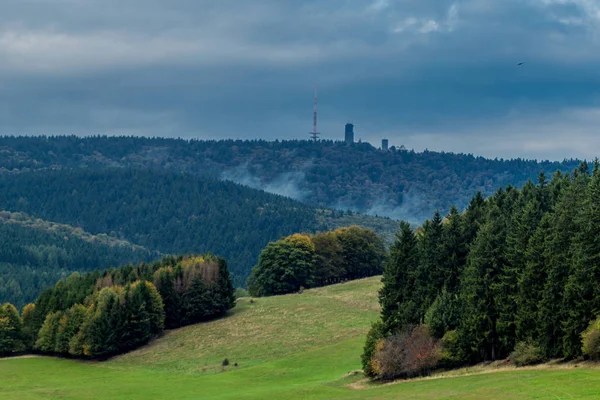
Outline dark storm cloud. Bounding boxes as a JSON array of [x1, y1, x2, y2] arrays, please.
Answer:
[[1, 0, 600, 159]]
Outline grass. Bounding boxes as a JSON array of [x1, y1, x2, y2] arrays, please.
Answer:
[[3, 276, 600, 399]]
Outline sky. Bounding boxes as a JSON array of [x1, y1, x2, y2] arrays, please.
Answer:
[[1, 0, 600, 160]]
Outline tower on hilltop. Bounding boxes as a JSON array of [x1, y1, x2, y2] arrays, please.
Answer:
[[345, 123, 354, 144], [310, 84, 320, 142]]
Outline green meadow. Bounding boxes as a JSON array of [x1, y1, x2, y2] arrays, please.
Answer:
[[3, 277, 600, 400]]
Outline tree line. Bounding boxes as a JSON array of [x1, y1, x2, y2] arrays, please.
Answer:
[[364, 162, 600, 380], [0, 135, 581, 221], [248, 226, 386, 296], [0, 211, 159, 308], [0, 254, 235, 358], [0, 169, 396, 289]]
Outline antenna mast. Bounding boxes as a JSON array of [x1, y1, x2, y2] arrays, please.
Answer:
[[310, 83, 320, 142]]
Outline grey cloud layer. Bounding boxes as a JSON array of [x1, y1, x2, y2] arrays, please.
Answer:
[[1, 0, 599, 159]]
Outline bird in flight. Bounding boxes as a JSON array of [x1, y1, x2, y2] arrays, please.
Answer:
[[517, 62, 524, 66]]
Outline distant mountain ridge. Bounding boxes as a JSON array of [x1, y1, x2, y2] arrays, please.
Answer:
[[0, 136, 581, 222]]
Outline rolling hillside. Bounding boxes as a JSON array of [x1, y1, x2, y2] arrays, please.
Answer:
[[0, 136, 581, 222], [0, 169, 400, 288], [0, 211, 159, 307], [3, 277, 600, 399]]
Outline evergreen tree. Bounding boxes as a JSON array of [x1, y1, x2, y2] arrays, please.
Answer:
[[182, 275, 213, 325], [563, 162, 600, 357], [54, 304, 87, 354], [379, 222, 419, 332], [460, 203, 509, 361], [515, 214, 551, 342], [153, 267, 181, 329], [414, 211, 445, 321], [440, 206, 468, 294], [537, 173, 580, 357], [215, 258, 236, 313]]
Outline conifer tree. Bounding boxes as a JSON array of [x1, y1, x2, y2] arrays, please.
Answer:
[[414, 211, 444, 320], [182, 275, 213, 325], [460, 202, 508, 361], [153, 267, 180, 329], [563, 161, 600, 357], [379, 222, 419, 332], [537, 173, 579, 357], [515, 214, 551, 342], [440, 206, 468, 294]]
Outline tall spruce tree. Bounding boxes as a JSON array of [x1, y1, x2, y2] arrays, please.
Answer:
[[379, 222, 419, 332], [537, 173, 580, 357], [414, 211, 445, 321], [515, 213, 551, 342], [460, 201, 509, 361], [563, 161, 600, 358]]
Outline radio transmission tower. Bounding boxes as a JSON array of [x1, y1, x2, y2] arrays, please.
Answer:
[[310, 83, 320, 142]]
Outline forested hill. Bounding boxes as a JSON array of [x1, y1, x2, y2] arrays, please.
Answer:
[[0, 136, 581, 222], [0, 169, 400, 292], [0, 211, 160, 308]]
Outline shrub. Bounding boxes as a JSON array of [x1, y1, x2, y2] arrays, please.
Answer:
[[361, 320, 385, 377], [424, 289, 462, 339], [371, 325, 441, 381], [510, 342, 544, 367], [582, 318, 600, 360], [222, 358, 230, 367], [440, 330, 465, 367]]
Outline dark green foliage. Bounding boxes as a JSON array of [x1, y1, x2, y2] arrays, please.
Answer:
[[248, 227, 385, 297], [424, 289, 462, 339], [0, 211, 159, 308], [0, 136, 581, 222], [183, 275, 215, 325], [248, 234, 316, 297], [0, 168, 398, 297], [36, 311, 63, 353], [361, 320, 386, 377], [311, 231, 345, 285], [379, 222, 419, 332], [20, 303, 37, 349], [440, 330, 464, 367], [29, 254, 235, 359], [54, 304, 87, 354], [153, 267, 180, 329], [563, 162, 600, 358], [0, 303, 24, 354], [367, 163, 600, 374]]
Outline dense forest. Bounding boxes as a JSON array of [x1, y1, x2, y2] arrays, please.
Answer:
[[248, 226, 386, 296], [0, 136, 581, 221], [362, 162, 600, 381], [0, 169, 399, 296], [0, 212, 159, 308], [0, 254, 235, 358]]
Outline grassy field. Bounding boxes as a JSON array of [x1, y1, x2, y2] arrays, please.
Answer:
[[3, 276, 600, 399]]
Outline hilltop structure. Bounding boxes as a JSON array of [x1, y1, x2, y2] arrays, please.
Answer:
[[345, 123, 354, 144]]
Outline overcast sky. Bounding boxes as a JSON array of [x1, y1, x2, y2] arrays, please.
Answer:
[[1, 0, 600, 160]]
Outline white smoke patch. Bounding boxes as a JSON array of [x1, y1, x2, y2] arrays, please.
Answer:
[[221, 163, 311, 201], [365, 191, 428, 225], [332, 190, 431, 225]]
